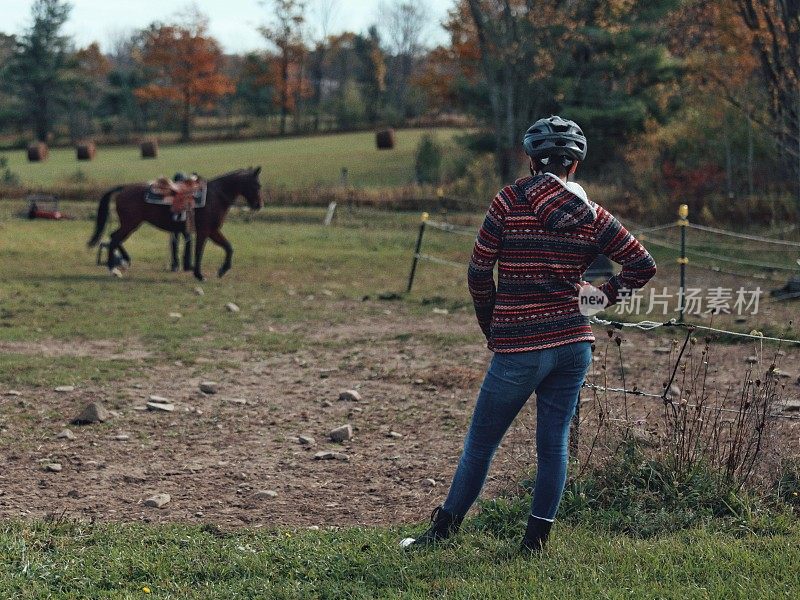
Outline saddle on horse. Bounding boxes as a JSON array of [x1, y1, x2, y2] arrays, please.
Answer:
[[145, 173, 207, 228]]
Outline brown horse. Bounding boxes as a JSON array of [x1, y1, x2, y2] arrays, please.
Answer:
[[88, 167, 263, 281]]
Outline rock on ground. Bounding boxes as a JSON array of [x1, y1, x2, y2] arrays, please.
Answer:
[[338, 390, 361, 402], [226, 303, 240, 313], [55, 386, 75, 393], [56, 429, 75, 440], [314, 451, 350, 461], [783, 399, 800, 413], [71, 402, 111, 425], [329, 424, 353, 443], [252, 490, 278, 500], [144, 493, 171, 508], [200, 381, 219, 394], [146, 402, 175, 412]]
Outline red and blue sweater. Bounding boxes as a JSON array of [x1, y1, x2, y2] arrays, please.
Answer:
[[468, 174, 657, 353]]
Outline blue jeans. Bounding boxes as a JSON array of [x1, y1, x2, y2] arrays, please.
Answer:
[[442, 342, 592, 521]]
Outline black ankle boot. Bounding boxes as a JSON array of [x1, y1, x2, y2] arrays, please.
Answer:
[[400, 506, 463, 548], [521, 515, 552, 554]]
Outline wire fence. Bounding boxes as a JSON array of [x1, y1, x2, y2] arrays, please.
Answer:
[[404, 207, 800, 421], [411, 212, 800, 285]]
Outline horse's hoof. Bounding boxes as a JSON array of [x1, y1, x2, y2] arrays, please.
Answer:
[[218, 267, 230, 278], [194, 272, 206, 282], [171, 266, 179, 273]]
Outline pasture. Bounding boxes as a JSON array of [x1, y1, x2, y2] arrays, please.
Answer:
[[1, 128, 463, 190], [1, 199, 799, 597]]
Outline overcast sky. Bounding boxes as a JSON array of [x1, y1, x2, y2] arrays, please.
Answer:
[[3, 0, 454, 54]]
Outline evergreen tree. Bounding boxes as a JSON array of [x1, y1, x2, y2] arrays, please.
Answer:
[[5, 0, 74, 142], [556, 0, 682, 172]]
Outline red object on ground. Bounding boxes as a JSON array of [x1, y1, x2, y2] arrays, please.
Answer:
[[29, 209, 71, 220]]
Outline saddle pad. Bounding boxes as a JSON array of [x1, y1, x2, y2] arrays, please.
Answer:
[[145, 182, 207, 208]]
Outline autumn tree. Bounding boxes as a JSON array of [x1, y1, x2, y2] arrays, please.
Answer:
[[135, 10, 233, 141], [652, 1, 763, 200], [260, 0, 309, 134], [733, 0, 800, 204], [5, 0, 75, 142], [448, 0, 566, 179], [438, 0, 680, 180], [380, 0, 428, 116]]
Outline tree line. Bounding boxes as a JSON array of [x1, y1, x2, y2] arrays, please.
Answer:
[[0, 0, 436, 145], [2, 0, 799, 211]]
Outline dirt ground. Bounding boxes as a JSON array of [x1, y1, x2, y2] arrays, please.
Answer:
[[1, 300, 799, 528]]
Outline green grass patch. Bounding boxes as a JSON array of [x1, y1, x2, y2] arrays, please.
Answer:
[[0, 353, 140, 388], [0, 203, 473, 348], [0, 129, 463, 190], [1, 520, 798, 598], [475, 442, 798, 540]]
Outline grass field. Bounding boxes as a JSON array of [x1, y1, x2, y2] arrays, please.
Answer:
[[0, 203, 470, 376], [3, 520, 799, 598], [1, 202, 799, 598], [1, 129, 463, 190]]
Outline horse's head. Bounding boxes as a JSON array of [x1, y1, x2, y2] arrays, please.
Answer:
[[240, 166, 263, 210]]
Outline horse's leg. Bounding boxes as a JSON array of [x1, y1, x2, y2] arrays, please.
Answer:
[[209, 230, 233, 278], [117, 243, 131, 269], [182, 231, 193, 271], [170, 233, 180, 272], [193, 232, 208, 281], [107, 224, 138, 274]]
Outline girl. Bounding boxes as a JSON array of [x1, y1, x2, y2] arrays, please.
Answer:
[[403, 116, 657, 553]]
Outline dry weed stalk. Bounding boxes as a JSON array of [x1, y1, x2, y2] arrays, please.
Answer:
[[504, 327, 792, 494]]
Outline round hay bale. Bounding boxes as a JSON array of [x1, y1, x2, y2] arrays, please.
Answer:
[[27, 142, 48, 162], [376, 129, 396, 150], [140, 139, 158, 159], [76, 142, 96, 161]]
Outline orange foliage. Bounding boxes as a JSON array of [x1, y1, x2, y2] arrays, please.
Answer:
[[414, 47, 460, 107], [270, 56, 313, 112], [135, 22, 233, 112], [75, 42, 110, 78], [668, 0, 758, 97]]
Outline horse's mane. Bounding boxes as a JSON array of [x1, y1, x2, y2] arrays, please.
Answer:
[[210, 168, 255, 182]]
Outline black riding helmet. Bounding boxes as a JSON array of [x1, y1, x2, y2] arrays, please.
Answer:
[[523, 116, 587, 162]]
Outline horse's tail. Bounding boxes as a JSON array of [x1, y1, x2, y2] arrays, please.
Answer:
[[88, 185, 125, 247]]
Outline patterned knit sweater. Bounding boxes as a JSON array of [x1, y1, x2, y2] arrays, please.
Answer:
[[468, 174, 657, 353]]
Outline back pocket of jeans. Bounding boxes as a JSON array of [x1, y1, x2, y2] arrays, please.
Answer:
[[493, 353, 538, 385]]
